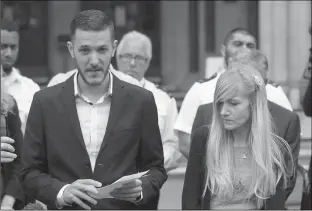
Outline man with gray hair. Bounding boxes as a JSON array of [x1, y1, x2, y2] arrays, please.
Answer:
[[228, 49, 293, 109], [116, 30, 180, 172], [226, 49, 269, 80]]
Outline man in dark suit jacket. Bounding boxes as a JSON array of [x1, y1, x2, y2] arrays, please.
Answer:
[[300, 75, 312, 211], [300, 29, 311, 209], [188, 101, 300, 203], [20, 10, 167, 210]]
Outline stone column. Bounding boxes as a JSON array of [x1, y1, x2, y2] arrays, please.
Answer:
[[160, 1, 190, 89], [259, 0, 311, 109], [48, 1, 80, 75], [287, 1, 311, 109], [259, 1, 289, 83], [198, 0, 207, 79]]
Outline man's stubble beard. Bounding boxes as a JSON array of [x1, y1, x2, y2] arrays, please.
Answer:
[[1, 65, 13, 75], [76, 56, 112, 87]]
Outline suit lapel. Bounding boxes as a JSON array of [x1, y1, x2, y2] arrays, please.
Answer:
[[99, 75, 130, 152], [267, 100, 282, 136], [60, 75, 87, 152], [268, 100, 273, 113]]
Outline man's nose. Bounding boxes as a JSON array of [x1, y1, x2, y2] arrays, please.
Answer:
[[4, 48, 12, 57], [129, 57, 136, 66], [241, 44, 251, 52], [89, 52, 100, 66]]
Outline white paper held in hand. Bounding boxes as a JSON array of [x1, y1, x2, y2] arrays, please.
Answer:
[[89, 170, 149, 199]]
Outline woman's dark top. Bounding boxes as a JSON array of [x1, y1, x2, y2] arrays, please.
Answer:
[[182, 126, 288, 210]]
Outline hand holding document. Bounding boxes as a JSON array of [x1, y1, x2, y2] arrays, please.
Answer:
[[89, 170, 149, 199]]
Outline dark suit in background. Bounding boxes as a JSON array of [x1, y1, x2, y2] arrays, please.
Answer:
[[182, 101, 301, 209], [20, 74, 167, 210], [300, 75, 311, 210], [300, 46, 311, 117], [302, 68, 311, 117]]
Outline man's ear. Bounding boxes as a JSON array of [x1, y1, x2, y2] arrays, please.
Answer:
[[112, 40, 118, 57], [67, 41, 74, 58], [220, 45, 226, 57]]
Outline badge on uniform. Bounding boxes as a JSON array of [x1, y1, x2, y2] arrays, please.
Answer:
[[157, 85, 173, 98], [197, 73, 217, 83], [267, 80, 280, 88]]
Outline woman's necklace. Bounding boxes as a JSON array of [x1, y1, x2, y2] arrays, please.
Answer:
[[234, 145, 249, 160], [233, 146, 252, 193]]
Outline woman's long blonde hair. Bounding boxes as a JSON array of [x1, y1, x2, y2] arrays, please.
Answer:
[[202, 64, 294, 208]]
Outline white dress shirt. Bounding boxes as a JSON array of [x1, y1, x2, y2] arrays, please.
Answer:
[[56, 69, 113, 208], [74, 71, 113, 171], [1, 67, 40, 134], [174, 70, 223, 135], [140, 78, 180, 171]]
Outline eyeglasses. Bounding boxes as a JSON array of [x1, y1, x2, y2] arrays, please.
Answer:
[[119, 54, 148, 64]]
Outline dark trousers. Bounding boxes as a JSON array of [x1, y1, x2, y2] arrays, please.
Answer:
[[300, 159, 311, 210], [138, 194, 160, 210]]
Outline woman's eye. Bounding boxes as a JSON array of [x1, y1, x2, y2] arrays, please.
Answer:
[[230, 101, 238, 106]]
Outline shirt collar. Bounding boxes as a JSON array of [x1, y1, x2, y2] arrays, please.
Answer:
[[139, 78, 146, 88], [1, 67, 23, 84], [73, 68, 113, 97]]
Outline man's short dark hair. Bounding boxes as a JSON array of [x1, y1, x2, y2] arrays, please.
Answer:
[[223, 27, 255, 46], [0, 19, 19, 32], [70, 9, 115, 40]]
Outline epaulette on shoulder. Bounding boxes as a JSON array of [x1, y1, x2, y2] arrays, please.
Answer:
[[197, 73, 217, 83], [157, 85, 173, 98], [166, 92, 174, 99], [267, 80, 280, 88]]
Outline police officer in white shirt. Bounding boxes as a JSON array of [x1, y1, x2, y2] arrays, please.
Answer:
[[47, 64, 141, 87], [1, 19, 40, 134], [116, 30, 180, 171], [175, 28, 293, 158]]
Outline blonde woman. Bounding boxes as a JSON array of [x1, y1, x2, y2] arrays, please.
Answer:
[[182, 64, 294, 210]]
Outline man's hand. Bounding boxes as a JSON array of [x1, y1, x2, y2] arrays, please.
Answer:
[[0, 206, 13, 210], [62, 179, 102, 210], [1, 137, 17, 163], [110, 179, 142, 203], [1, 195, 15, 210]]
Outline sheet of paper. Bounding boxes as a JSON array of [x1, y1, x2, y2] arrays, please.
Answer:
[[90, 170, 149, 199], [89, 183, 115, 199]]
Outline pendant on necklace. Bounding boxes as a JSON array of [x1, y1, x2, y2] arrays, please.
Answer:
[[241, 153, 247, 159]]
